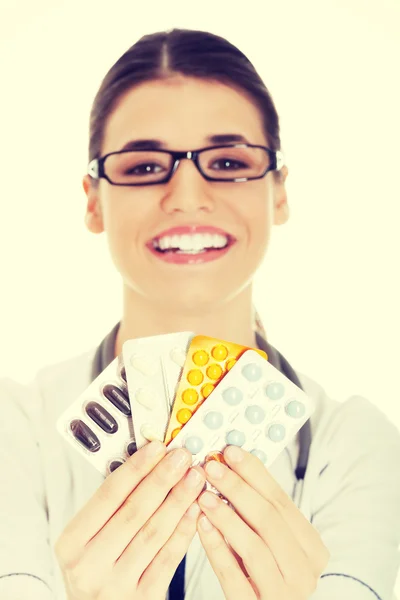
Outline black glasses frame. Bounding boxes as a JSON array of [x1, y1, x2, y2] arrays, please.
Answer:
[[87, 143, 285, 186]]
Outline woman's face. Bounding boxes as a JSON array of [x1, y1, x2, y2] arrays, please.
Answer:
[[83, 75, 289, 314]]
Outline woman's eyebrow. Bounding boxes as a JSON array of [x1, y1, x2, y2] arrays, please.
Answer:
[[119, 133, 250, 152]]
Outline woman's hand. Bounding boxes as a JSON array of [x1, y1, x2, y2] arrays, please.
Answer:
[[197, 446, 330, 600], [55, 440, 205, 600]]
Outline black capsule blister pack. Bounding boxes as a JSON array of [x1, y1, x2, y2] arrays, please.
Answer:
[[56, 355, 137, 477]]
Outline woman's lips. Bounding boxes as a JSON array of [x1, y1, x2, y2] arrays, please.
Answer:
[[146, 225, 236, 266], [152, 225, 233, 239], [147, 242, 235, 265]]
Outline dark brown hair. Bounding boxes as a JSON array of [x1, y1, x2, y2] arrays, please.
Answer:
[[88, 28, 283, 181]]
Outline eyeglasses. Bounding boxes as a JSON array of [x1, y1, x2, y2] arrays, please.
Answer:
[[87, 144, 284, 186]]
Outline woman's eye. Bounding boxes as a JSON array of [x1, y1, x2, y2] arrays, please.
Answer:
[[125, 163, 163, 175], [211, 158, 248, 171]]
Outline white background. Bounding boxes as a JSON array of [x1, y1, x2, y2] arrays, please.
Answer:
[[0, 0, 399, 592]]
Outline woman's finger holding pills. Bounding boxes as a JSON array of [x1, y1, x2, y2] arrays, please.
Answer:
[[139, 502, 201, 598], [56, 446, 192, 600], [81, 448, 192, 569], [198, 492, 282, 597], [223, 445, 329, 570], [114, 466, 205, 580], [204, 457, 312, 583], [197, 512, 256, 600], [55, 440, 166, 562]]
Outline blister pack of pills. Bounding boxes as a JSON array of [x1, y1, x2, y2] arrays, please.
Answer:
[[56, 355, 136, 477], [164, 336, 268, 445], [166, 349, 315, 469], [122, 332, 194, 449]]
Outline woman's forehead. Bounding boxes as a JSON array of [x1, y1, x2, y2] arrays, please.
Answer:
[[102, 76, 267, 153]]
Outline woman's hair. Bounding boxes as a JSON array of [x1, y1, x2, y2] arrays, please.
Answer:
[[88, 28, 283, 184]]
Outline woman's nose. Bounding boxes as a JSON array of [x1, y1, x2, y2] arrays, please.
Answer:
[[160, 158, 215, 214]]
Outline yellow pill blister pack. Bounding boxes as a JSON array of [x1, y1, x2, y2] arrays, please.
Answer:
[[122, 332, 194, 449], [164, 335, 268, 445]]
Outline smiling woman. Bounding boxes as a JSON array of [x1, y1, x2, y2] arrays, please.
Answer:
[[83, 65, 289, 339], [1, 27, 400, 600]]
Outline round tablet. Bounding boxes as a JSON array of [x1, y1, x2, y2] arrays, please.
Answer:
[[130, 355, 156, 376], [171, 428, 180, 440], [192, 349, 209, 366], [204, 411, 223, 430], [285, 400, 306, 418], [245, 405, 266, 425], [185, 435, 204, 454], [226, 358, 237, 371], [222, 387, 243, 406], [266, 423, 286, 442], [182, 388, 199, 405], [206, 363, 223, 380], [187, 369, 204, 386], [211, 344, 229, 361], [177, 408, 192, 424], [265, 382, 285, 400], [201, 383, 215, 398], [170, 347, 187, 367], [241, 362, 263, 382], [140, 423, 162, 441], [226, 429, 246, 446], [135, 388, 155, 408], [204, 451, 226, 465], [250, 449, 267, 464]]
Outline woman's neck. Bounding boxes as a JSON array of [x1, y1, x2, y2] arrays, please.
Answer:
[[114, 284, 260, 357]]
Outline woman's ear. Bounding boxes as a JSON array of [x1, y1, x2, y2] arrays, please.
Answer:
[[273, 165, 290, 226], [82, 175, 104, 234]]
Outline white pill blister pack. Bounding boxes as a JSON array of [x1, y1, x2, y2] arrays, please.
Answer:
[[56, 355, 136, 478], [167, 350, 315, 469], [122, 332, 194, 449]]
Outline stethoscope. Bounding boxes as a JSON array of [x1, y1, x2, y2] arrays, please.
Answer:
[[91, 324, 312, 600]]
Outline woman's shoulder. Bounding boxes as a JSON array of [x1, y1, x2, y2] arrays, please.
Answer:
[[0, 348, 96, 423]]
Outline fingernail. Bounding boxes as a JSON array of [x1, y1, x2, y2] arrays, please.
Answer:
[[199, 491, 219, 509], [184, 468, 204, 489], [225, 445, 244, 463], [167, 449, 191, 470], [145, 440, 166, 457], [205, 460, 225, 479], [186, 503, 201, 519], [199, 515, 214, 532]]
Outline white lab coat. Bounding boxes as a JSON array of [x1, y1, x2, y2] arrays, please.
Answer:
[[0, 347, 399, 599]]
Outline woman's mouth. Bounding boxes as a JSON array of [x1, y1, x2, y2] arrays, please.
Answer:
[[147, 226, 236, 265]]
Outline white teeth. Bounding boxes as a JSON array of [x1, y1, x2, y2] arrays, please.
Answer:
[[153, 232, 229, 252], [179, 234, 191, 251], [158, 236, 170, 250], [171, 234, 180, 248]]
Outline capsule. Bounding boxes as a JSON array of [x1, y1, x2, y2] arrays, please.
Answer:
[[126, 440, 137, 456], [109, 458, 125, 472], [70, 419, 101, 452], [120, 366, 127, 383], [85, 401, 119, 434], [102, 383, 131, 416]]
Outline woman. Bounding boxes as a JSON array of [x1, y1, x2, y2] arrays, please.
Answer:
[[1, 28, 399, 600]]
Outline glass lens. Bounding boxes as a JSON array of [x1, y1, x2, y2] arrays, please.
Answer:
[[199, 146, 270, 180], [105, 151, 173, 184]]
